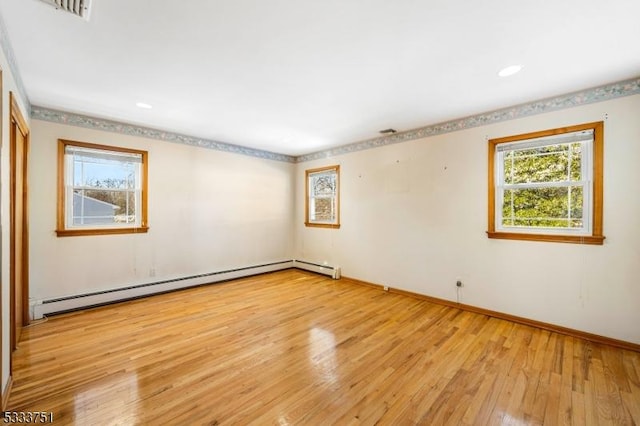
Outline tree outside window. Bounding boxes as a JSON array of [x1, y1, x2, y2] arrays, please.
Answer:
[[57, 139, 149, 237], [305, 165, 340, 228], [488, 122, 604, 245]]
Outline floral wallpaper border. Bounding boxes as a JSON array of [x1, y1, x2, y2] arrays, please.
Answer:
[[2, 8, 639, 163], [297, 77, 640, 162], [0, 10, 31, 114], [32, 77, 640, 163], [31, 106, 297, 163]]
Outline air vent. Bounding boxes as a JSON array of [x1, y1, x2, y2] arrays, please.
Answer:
[[379, 128, 397, 135], [39, 0, 92, 21]]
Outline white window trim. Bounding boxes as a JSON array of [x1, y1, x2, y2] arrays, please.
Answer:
[[64, 146, 143, 230], [494, 134, 594, 236]]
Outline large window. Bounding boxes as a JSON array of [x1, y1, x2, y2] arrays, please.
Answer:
[[57, 139, 149, 236], [488, 122, 604, 245], [305, 165, 340, 228]]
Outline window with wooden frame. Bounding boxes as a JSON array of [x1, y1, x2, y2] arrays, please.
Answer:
[[305, 165, 340, 228], [57, 139, 149, 237], [488, 121, 604, 245]]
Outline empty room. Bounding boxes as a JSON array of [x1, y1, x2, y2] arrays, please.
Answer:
[[0, 0, 639, 424]]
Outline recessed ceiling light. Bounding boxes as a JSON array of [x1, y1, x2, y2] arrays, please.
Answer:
[[498, 65, 523, 77], [136, 102, 153, 109]]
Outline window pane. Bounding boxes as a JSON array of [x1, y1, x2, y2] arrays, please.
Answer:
[[73, 154, 139, 189], [73, 190, 137, 225], [311, 197, 335, 222], [59, 140, 148, 235], [305, 166, 339, 227], [311, 173, 336, 197], [504, 143, 582, 184], [502, 186, 584, 229], [570, 143, 582, 181]]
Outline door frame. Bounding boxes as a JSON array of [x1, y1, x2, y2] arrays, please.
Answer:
[[9, 91, 29, 357], [0, 67, 5, 410]]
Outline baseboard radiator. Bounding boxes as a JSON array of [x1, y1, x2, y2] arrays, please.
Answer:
[[32, 260, 294, 319], [293, 260, 341, 279]]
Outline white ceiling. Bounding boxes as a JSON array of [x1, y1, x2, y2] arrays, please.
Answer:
[[1, 0, 639, 156]]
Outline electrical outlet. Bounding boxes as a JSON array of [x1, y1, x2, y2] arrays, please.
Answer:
[[150, 268, 156, 278], [383, 286, 389, 291]]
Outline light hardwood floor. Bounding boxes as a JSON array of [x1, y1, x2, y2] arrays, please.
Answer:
[[8, 270, 640, 425]]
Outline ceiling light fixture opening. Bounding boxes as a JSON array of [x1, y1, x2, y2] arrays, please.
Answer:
[[498, 65, 523, 77], [136, 102, 153, 109]]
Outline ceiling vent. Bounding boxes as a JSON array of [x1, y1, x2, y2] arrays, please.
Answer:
[[39, 0, 92, 21], [379, 128, 397, 135]]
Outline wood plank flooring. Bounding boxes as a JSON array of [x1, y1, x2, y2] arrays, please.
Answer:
[[8, 270, 640, 425]]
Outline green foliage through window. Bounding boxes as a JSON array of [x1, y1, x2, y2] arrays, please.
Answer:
[[488, 121, 604, 244], [500, 142, 585, 229]]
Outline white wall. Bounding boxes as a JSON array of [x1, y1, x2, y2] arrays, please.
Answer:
[[295, 94, 640, 344], [29, 120, 295, 301], [0, 52, 30, 396]]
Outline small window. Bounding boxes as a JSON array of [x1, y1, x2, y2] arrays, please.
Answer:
[[57, 140, 149, 236], [305, 165, 340, 228], [487, 122, 604, 245]]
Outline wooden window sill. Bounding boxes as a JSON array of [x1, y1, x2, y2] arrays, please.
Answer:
[[56, 227, 150, 237], [487, 231, 604, 245], [304, 222, 341, 229]]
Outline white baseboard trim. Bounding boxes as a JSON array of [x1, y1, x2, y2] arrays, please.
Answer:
[[33, 260, 294, 319]]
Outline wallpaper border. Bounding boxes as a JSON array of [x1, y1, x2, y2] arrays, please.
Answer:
[[297, 77, 640, 162], [0, 10, 31, 114], [29, 77, 640, 163], [31, 106, 297, 163]]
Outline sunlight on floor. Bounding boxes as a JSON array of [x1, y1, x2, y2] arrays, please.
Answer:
[[74, 372, 139, 424], [309, 327, 339, 386]]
